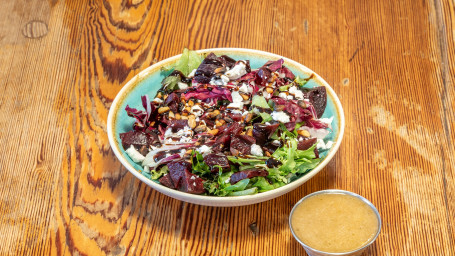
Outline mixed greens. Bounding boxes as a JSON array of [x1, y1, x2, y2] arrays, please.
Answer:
[[120, 49, 334, 196]]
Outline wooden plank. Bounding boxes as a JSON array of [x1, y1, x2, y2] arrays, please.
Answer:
[[0, 0, 453, 255]]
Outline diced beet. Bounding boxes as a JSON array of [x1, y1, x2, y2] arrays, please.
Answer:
[[255, 67, 271, 86], [219, 122, 244, 137], [252, 123, 279, 145], [304, 86, 327, 118], [265, 158, 282, 168], [230, 169, 269, 184], [194, 53, 223, 84], [179, 170, 205, 194], [218, 55, 236, 68], [168, 119, 189, 131], [159, 174, 175, 189], [204, 153, 230, 173], [267, 59, 284, 72], [297, 138, 317, 151], [166, 160, 205, 194], [278, 66, 295, 80], [164, 92, 180, 113], [120, 130, 159, 150], [230, 135, 256, 155], [212, 135, 231, 152]]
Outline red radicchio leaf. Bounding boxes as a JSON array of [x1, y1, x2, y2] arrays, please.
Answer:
[[184, 86, 232, 102], [267, 59, 284, 72], [125, 105, 148, 130]]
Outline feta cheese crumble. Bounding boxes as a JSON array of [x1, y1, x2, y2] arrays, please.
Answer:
[[225, 61, 247, 80], [178, 82, 188, 90], [197, 145, 212, 155], [289, 86, 304, 99], [271, 111, 290, 123], [239, 83, 250, 94], [250, 144, 263, 156], [126, 146, 145, 163], [231, 90, 244, 103]]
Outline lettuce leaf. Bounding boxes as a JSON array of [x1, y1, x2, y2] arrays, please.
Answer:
[[175, 48, 202, 76]]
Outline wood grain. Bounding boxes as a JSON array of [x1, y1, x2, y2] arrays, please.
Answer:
[[0, 0, 453, 255]]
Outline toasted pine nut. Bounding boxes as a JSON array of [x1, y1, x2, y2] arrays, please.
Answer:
[[241, 94, 249, 100], [266, 87, 274, 94], [188, 100, 194, 107], [158, 107, 170, 114], [188, 116, 196, 129], [246, 128, 253, 137], [298, 130, 311, 137], [175, 113, 181, 120], [208, 129, 219, 135], [168, 111, 175, 118]]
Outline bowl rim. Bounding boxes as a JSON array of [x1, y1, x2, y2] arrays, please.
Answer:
[[107, 48, 345, 206], [288, 189, 382, 255]]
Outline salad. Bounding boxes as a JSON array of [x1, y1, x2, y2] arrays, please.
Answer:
[[119, 49, 334, 196]]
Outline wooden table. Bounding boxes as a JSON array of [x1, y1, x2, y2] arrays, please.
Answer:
[[1, 0, 454, 255]]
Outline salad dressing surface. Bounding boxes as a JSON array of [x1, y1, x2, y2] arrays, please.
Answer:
[[291, 193, 379, 253]]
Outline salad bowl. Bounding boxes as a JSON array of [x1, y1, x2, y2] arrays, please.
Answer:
[[107, 48, 345, 207]]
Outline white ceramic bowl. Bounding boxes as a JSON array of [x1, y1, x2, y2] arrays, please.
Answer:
[[107, 48, 345, 206]]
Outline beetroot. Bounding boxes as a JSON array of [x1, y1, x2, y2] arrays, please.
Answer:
[[204, 153, 230, 172], [304, 86, 327, 118], [120, 130, 160, 151], [297, 138, 317, 150], [230, 135, 256, 155], [230, 169, 269, 184], [252, 123, 279, 145], [161, 160, 205, 194]]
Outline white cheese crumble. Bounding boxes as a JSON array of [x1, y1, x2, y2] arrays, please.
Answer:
[[188, 68, 197, 78], [190, 105, 204, 117], [126, 146, 145, 163], [271, 111, 290, 123], [210, 75, 230, 86], [196, 145, 212, 155], [286, 95, 294, 100], [279, 92, 288, 99], [190, 176, 196, 180], [225, 61, 247, 80], [239, 83, 250, 94], [250, 144, 263, 157], [231, 90, 244, 103], [193, 182, 197, 186], [227, 102, 244, 109], [178, 82, 188, 90], [262, 91, 271, 99], [289, 86, 304, 99], [152, 97, 163, 104], [317, 139, 334, 150]]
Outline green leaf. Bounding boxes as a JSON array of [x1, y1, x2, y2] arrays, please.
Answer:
[[161, 75, 181, 93], [175, 48, 202, 76], [252, 177, 275, 192], [279, 84, 291, 92], [259, 112, 273, 122], [188, 50, 202, 74], [251, 95, 271, 109], [191, 150, 211, 176], [223, 179, 250, 191], [228, 187, 258, 196], [295, 75, 310, 87], [227, 156, 267, 165], [151, 165, 169, 180]]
